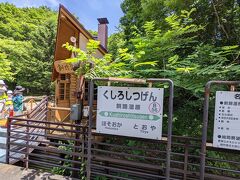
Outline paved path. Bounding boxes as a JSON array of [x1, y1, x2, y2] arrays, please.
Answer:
[[0, 163, 75, 180]]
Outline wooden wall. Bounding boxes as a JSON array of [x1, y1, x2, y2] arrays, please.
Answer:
[[52, 5, 106, 122]]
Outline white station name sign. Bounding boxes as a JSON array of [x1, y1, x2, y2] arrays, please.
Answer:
[[96, 86, 164, 140], [213, 91, 240, 150]]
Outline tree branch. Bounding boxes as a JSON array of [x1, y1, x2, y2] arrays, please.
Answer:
[[211, 0, 230, 39]]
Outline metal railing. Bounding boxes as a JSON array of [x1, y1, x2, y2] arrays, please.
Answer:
[[6, 96, 49, 165], [4, 80, 240, 180], [6, 117, 87, 176], [6, 121, 240, 180], [47, 106, 72, 135], [6, 96, 88, 178]]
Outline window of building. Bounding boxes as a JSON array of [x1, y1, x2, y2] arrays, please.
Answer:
[[59, 74, 70, 100]]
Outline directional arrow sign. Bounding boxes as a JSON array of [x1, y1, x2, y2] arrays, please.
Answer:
[[99, 111, 160, 121]]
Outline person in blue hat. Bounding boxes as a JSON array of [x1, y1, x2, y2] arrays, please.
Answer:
[[12, 86, 25, 116]]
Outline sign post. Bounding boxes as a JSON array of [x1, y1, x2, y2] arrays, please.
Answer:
[[87, 77, 174, 180], [200, 81, 240, 180]]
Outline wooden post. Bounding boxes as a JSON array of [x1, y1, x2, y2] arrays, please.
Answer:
[[230, 85, 236, 91]]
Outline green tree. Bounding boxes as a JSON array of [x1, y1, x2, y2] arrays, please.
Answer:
[[111, 9, 240, 136], [64, 39, 128, 79], [120, 0, 240, 47], [0, 3, 57, 94], [0, 52, 13, 81], [108, 30, 125, 59], [120, 0, 144, 42]]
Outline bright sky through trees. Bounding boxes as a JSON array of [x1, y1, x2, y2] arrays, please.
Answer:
[[0, 0, 123, 34]]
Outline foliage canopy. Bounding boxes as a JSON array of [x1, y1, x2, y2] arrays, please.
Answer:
[[0, 3, 57, 93]]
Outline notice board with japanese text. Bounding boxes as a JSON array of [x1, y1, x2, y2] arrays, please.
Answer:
[[96, 86, 164, 140], [213, 91, 240, 150]]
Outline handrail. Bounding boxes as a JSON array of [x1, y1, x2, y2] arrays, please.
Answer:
[[27, 96, 48, 116], [8, 117, 84, 128], [48, 106, 71, 111]]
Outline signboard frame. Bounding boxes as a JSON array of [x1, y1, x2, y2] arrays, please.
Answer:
[[200, 80, 240, 180], [87, 77, 174, 180], [213, 91, 240, 150], [96, 86, 164, 140]]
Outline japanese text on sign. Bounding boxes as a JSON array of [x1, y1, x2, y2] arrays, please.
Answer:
[[213, 91, 240, 150], [96, 86, 164, 140], [54, 60, 74, 74]]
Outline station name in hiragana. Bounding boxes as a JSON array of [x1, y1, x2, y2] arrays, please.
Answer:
[[102, 121, 122, 130], [103, 90, 157, 101], [133, 124, 157, 134]]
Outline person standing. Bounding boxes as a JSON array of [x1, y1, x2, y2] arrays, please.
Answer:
[[0, 80, 7, 115], [0, 80, 8, 125], [6, 90, 13, 116], [12, 86, 25, 116]]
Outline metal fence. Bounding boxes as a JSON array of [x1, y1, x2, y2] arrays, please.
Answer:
[[6, 121, 240, 179], [6, 96, 88, 178], [4, 79, 240, 180]]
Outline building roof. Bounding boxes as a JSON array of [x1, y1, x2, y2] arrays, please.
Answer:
[[51, 4, 107, 81]]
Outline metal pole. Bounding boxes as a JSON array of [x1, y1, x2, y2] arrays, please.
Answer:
[[6, 117, 11, 164], [200, 81, 211, 180], [166, 79, 174, 180], [87, 80, 94, 180], [26, 119, 30, 169], [72, 76, 84, 178], [45, 97, 49, 135]]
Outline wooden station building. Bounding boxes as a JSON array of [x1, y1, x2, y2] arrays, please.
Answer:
[[51, 5, 109, 121]]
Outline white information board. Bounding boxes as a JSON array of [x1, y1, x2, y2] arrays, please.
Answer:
[[213, 91, 240, 150], [96, 86, 164, 140]]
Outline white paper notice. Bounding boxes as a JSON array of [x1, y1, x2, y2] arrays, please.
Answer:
[[213, 91, 240, 150]]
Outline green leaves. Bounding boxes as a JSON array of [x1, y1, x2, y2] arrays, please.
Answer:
[[165, 14, 180, 29], [118, 48, 134, 61], [111, 4, 240, 137], [86, 39, 100, 54], [143, 21, 155, 36], [0, 52, 14, 81], [134, 61, 157, 68], [176, 67, 196, 73], [0, 3, 57, 93], [64, 39, 129, 79]]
